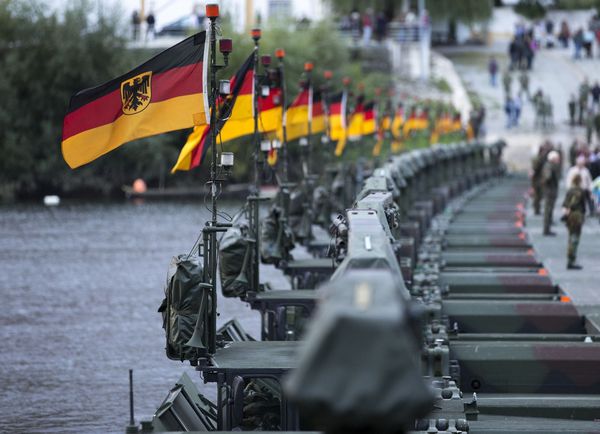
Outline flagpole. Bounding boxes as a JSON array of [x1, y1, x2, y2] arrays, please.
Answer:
[[322, 70, 332, 172], [276, 49, 288, 183], [304, 62, 313, 177], [251, 28, 261, 293], [204, 3, 221, 359], [208, 13, 218, 227], [341, 77, 350, 208], [322, 70, 332, 140]]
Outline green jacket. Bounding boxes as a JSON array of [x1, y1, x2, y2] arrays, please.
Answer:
[[562, 186, 586, 229], [542, 161, 561, 195], [579, 83, 589, 104]]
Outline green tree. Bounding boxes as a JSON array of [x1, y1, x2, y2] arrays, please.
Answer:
[[513, 1, 547, 19], [0, 0, 131, 198], [427, 0, 493, 24], [325, 0, 493, 23], [0, 1, 391, 199]]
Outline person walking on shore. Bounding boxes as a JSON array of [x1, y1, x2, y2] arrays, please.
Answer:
[[568, 94, 577, 126], [502, 70, 512, 97], [531, 141, 552, 215], [131, 10, 141, 40], [519, 70, 530, 99], [489, 56, 498, 87], [562, 174, 586, 269], [579, 79, 590, 125], [543, 150, 561, 236], [566, 155, 594, 215], [591, 81, 600, 111]]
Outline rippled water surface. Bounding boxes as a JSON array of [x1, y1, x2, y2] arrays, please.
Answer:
[[0, 200, 289, 433]]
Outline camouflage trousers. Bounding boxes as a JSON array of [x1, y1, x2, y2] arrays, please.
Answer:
[[543, 192, 557, 233], [532, 182, 543, 214], [567, 226, 582, 264]]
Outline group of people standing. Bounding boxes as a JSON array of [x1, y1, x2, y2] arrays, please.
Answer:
[[131, 10, 156, 41], [531, 16, 600, 60], [568, 79, 600, 146], [490, 59, 545, 130], [339, 8, 390, 45], [531, 141, 597, 269], [569, 14, 600, 60], [488, 20, 556, 132]]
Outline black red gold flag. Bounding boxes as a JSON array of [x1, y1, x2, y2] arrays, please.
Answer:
[[62, 32, 209, 168], [312, 90, 326, 134], [362, 101, 377, 135], [284, 85, 311, 141], [171, 53, 255, 172], [347, 95, 365, 139]]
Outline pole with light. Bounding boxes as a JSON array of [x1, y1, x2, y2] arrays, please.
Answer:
[[320, 70, 333, 169], [300, 61, 314, 177], [341, 76, 352, 208], [275, 48, 288, 182], [248, 28, 272, 294], [197, 3, 233, 361]]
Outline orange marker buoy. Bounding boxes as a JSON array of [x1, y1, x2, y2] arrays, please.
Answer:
[[132, 178, 147, 194], [560, 295, 572, 303], [538, 268, 548, 276]]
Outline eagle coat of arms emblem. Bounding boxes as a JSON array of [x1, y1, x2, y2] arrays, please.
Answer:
[[121, 72, 152, 115]]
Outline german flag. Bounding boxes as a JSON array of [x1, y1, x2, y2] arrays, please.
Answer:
[[171, 53, 255, 172], [216, 55, 255, 143], [466, 122, 475, 141], [347, 95, 365, 140], [362, 101, 376, 136], [328, 91, 347, 156], [312, 90, 326, 134], [328, 91, 346, 141], [373, 103, 390, 157], [62, 32, 209, 169], [403, 109, 429, 136], [174, 124, 211, 172], [391, 104, 404, 139], [258, 85, 282, 134], [285, 85, 311, 141], [450, 113, 462, 133]]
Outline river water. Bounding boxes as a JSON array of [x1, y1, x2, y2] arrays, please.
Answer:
[[0, 200, 291, 433]]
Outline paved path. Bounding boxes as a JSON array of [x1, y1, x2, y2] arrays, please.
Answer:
[[442, 42, 600, 315]]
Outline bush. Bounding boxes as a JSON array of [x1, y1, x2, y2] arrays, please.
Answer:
[[554, 0, 600, 10], [514, 1, 548, 19]]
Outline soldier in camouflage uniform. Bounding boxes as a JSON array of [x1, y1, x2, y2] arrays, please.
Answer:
[[585, 108, 594, 144], [531, 142, 552, 215], [562, 174, 586, 269], [594, 111, 600, 144], [568, 94, 577, 126], [518, 70, 530, 99], [578, 79, 590, 125], [502, 70, 512, 97], [542, 150, 561, 236]]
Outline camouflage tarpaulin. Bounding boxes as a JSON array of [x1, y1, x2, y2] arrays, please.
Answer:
[[219, 218, 252, 297], [260, 205, 294, 265], [158, 254, 206, 361]]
